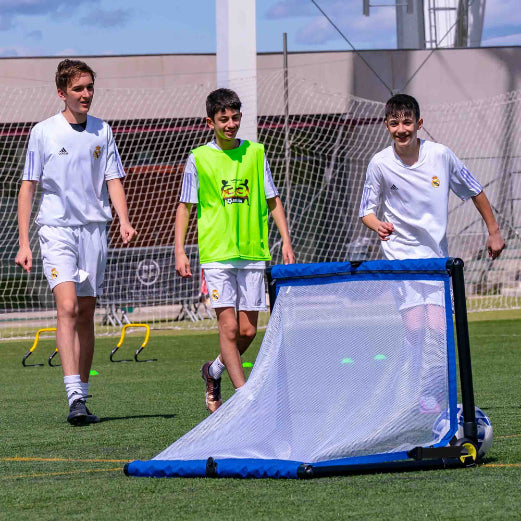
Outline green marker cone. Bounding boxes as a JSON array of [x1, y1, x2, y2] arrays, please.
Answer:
[[242, 362, 254, 368], [89, 369, 99, 375]]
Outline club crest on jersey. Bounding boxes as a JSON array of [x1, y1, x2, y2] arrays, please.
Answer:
[[431, 176, 440, 188], [211, 289, 220, 301], [93, 146, 101, 159], [51, 268, 59, 279]]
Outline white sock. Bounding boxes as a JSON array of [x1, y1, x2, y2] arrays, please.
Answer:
[[80, 382, 89, 400], [64, 375, 83, 406], [209, 356, 226, 379]]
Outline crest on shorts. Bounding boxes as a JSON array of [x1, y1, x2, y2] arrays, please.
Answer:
[[51, 268, 59, 279], [93, 146, 101, 159], [211, 289, 220, 301], [431, 176, 440, 188]]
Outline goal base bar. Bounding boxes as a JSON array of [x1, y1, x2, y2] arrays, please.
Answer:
[[124, 448, 465, 479]]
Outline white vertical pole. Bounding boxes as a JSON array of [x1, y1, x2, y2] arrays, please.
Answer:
[[468, 0, 486, 47], [216, 0, 258, 142], [396, 0, 426, 49]]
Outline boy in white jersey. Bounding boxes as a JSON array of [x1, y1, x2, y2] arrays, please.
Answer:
[[15, 59, 136, 425], [359, 94, 505, 412], [175, 88, 295, 413]]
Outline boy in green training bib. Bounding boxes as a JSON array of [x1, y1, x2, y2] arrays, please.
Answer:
[[175, 88, 295, 413]]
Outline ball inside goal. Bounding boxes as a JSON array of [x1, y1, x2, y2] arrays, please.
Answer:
[[432, 404, 493, 459]]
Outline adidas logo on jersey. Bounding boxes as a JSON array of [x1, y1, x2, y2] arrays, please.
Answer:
[[58, 148, 68, 155], [390, 184, 398, 190]]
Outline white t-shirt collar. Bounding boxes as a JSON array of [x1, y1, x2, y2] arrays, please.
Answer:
[[392, 138, 425, 168]]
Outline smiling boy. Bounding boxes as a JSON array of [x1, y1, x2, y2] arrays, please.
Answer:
[[359, 94, 505, 413], [15, 59, 136, 425], [175, 88, 295, 413], [360, 93, 504, 261]]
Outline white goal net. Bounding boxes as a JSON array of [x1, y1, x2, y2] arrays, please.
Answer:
[[0, 74, 520, 339]]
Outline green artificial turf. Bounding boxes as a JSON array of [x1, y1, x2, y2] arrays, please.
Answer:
[[1, 320, 520, 521]]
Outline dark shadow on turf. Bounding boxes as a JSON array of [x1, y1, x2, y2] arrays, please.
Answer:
[[97, 414, 176, 423]]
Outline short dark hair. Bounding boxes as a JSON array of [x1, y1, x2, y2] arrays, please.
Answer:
[[55, 59, 96, 91], [385, 94, 420, 121], [206, 88, 241, 119]]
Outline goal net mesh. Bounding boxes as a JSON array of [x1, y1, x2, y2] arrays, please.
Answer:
[[0, 73, 520, 338], [126, 259, 458, 479]]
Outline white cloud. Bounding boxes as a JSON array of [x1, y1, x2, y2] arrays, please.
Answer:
[[482, 33, 521, 47], [267, 0, 366, 20], [0, 0, 99, 30], [292, 4, 395, 48], [26, 29, 43, 40], [266, 0, 328, 19], [55, 47, 80, 56], [80, 8, 133, 28], [0, 44, 43, 57], [296, 17, 336, 45], [485, 0, 521, 26], [264, 0, 395, 48]]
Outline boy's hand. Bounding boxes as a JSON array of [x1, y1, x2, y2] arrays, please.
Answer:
[[15, 246, 33, 273], [282, 243, 295, 265], [377, 222, 394, 241], [487, 230, 505, 260], [175, 251, 192, 278], [120, 223, 137, 245]]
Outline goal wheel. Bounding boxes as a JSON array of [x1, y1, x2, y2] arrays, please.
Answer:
[[453, 438, 478, 467]]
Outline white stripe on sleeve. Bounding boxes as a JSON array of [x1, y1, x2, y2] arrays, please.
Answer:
[[180, 154, 199, 203], [460, 166, 482, 193], [264, 158, 278, 199]]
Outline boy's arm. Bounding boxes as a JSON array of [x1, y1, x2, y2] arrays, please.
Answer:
[[15, 180, 37, 273], [471, 191, 505, 259], [359, 161, 393, 241], [361, 213, 394, 241], [267, 196, 295, 265], [174, 202, 193, 278], [107, 178, 137, 245]]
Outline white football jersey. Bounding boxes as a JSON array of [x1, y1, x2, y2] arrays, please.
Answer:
[[359, 140, 482, 260], [23, 113, 125, 226]]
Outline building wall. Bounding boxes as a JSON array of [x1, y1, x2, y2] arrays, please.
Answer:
[[0, 47, 519, 121]]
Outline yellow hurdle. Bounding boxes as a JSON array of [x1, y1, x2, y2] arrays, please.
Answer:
[[22, 328, 60, 367], [109, 323, 156, 363]]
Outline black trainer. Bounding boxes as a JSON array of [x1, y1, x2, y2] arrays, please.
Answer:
[[67, 398, 89, 426], [85, 404, 100, 424]]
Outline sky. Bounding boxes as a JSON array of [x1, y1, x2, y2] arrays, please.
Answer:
[[0, 0, 519, 58]]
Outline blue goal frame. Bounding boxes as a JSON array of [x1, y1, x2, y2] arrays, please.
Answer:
[[125, 257, 478, 479]]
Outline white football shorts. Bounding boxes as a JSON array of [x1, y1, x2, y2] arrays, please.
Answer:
[[38, 223, 107, 297], [203, 268, 266, 311], [392, 279, 445, 312]]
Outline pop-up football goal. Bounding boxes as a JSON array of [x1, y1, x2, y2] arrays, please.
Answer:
[[125, 258, 479, 478]]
